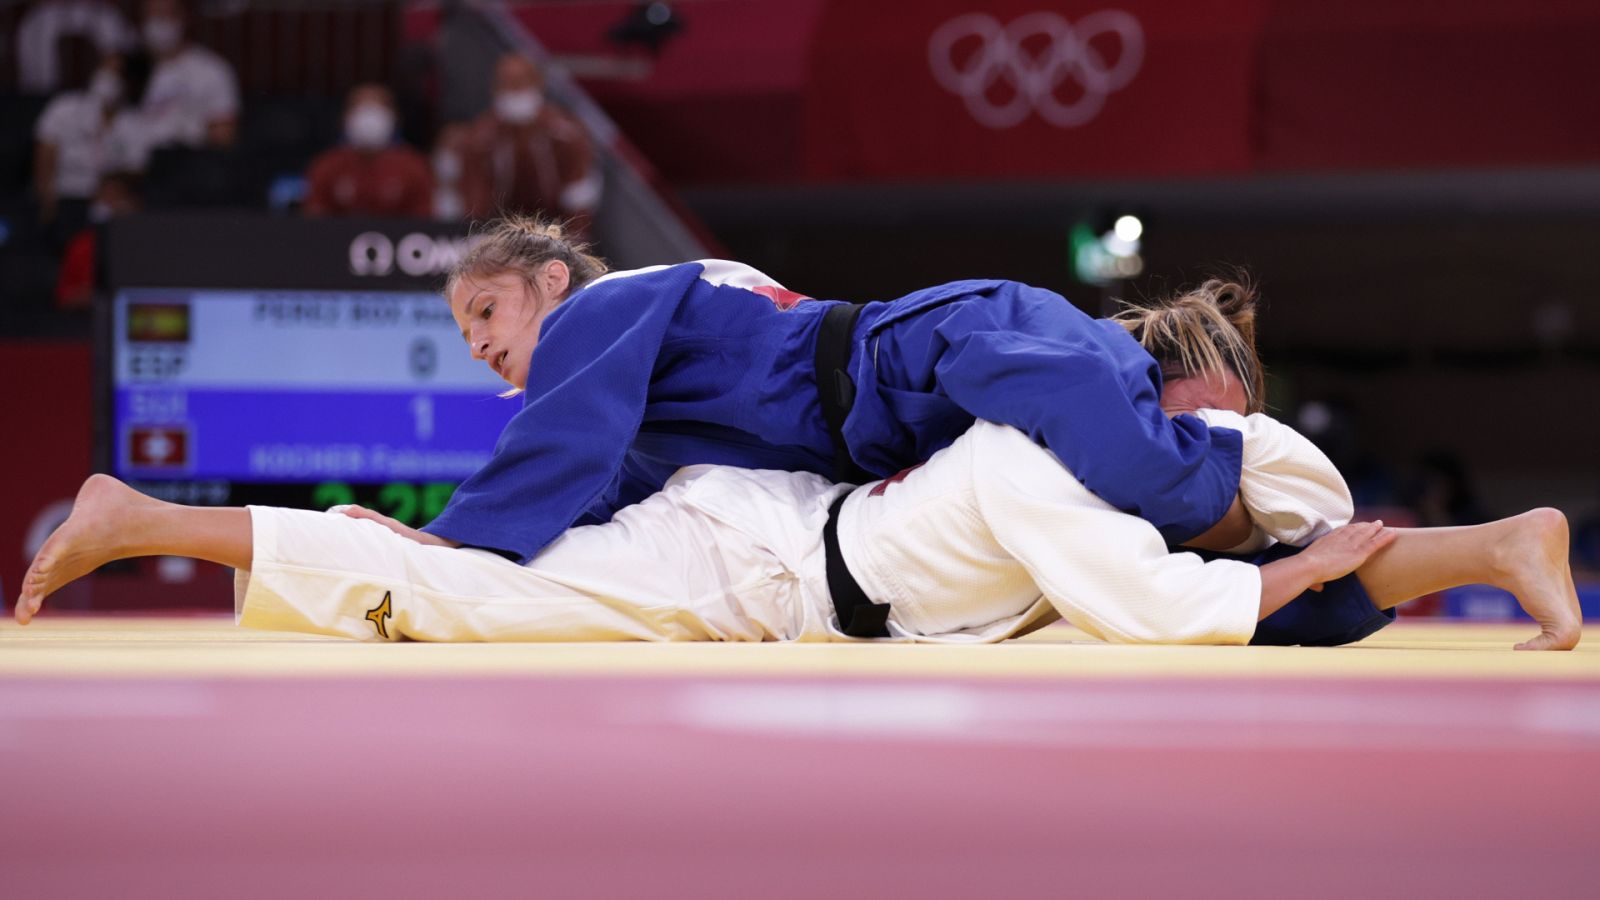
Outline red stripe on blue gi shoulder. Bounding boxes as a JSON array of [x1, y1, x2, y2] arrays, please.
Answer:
[[750, 285, 811, 310]]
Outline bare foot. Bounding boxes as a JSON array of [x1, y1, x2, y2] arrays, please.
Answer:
[[1494, 508, 1582, 651], [15, 475, 152, 625]]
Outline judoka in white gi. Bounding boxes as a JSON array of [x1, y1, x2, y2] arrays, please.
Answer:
[[234, 411, 1359, 644]]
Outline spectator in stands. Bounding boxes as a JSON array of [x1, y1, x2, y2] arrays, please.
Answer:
[[16, 0, 134, 94], [101, 51, 158, 173], [33, 39, 151, 239], [453, 53, 599, 233], [139, 0, 239, 150], [304, 84, 434, 219], [55, 170, 142, 310]]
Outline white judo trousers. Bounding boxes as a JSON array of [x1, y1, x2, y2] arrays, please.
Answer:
[[236, 411, 1352, 644]]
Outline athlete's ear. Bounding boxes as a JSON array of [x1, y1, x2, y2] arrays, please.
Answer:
[[540, 259, 571, 302]]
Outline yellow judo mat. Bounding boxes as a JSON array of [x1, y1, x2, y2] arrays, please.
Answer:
[[4, 615, 1597, 681]]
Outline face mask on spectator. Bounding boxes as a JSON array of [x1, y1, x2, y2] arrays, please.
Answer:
[[143, 17, 184, 54], [88, 70, 123, 107], [494, 89, 543, 125], [346, 104, 396, 150]]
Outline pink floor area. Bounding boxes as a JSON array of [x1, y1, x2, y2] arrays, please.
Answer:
[[4, 675, 1599, 898]]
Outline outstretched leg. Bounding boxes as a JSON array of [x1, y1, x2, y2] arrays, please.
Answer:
[[15, 475, 252, 624], [1353, 508, 1580, 650]]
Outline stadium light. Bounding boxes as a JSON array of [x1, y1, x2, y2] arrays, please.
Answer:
[[1071, 212, 1145, 286]]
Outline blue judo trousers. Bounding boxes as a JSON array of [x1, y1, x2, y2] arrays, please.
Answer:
[[422, 261, 1244, 565]]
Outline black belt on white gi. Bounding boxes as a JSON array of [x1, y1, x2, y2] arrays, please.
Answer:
[[812, 303, 891, 638], [822, 492, 892, 638]]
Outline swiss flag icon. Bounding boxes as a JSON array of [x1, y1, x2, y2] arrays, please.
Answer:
[[127, 426, 190, 469]]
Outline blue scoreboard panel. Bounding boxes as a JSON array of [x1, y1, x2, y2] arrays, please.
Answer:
[[112, 288, 514, 483]]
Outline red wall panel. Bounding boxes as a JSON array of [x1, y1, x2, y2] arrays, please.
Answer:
[[1257, 0, 1600, 171], [0, 341, 92, 607]]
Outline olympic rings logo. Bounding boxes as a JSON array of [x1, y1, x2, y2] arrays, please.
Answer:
[[928, 10, 1144, 129]]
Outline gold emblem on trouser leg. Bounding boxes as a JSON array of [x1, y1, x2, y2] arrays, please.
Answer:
[[365, 591, 393, 639]]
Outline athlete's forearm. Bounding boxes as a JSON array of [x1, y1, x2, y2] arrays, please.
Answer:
[[1256, 554, 1323, 620], [1256, 522, 1397, 621]]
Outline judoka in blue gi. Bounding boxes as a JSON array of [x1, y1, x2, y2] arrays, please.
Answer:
[[417, 219, 1246, 572]]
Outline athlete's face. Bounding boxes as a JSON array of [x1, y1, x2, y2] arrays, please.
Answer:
[[450, 263, 569, 390], [1161, 370, 1249, 418]]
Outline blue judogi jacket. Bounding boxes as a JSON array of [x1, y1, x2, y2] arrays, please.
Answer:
[[423, 261, 1244, 563]]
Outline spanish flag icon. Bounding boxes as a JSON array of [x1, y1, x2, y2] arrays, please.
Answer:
[[127, 303, 192, 343]]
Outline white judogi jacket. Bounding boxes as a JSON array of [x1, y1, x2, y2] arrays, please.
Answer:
[[237, 413, 1351, 644]]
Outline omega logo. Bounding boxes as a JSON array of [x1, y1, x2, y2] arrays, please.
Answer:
[[349, 231, 476, 277]]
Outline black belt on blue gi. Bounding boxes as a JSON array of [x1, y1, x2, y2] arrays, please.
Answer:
[[813, 302, 873, 484], [814, 302, 891, 638]]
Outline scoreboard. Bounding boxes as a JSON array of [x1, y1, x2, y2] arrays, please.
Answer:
[[112, 289, 512, 481], [100, 214, 515, 525]]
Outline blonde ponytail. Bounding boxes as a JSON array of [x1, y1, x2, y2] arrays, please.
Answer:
[[1112, 276, 1266, 413]]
